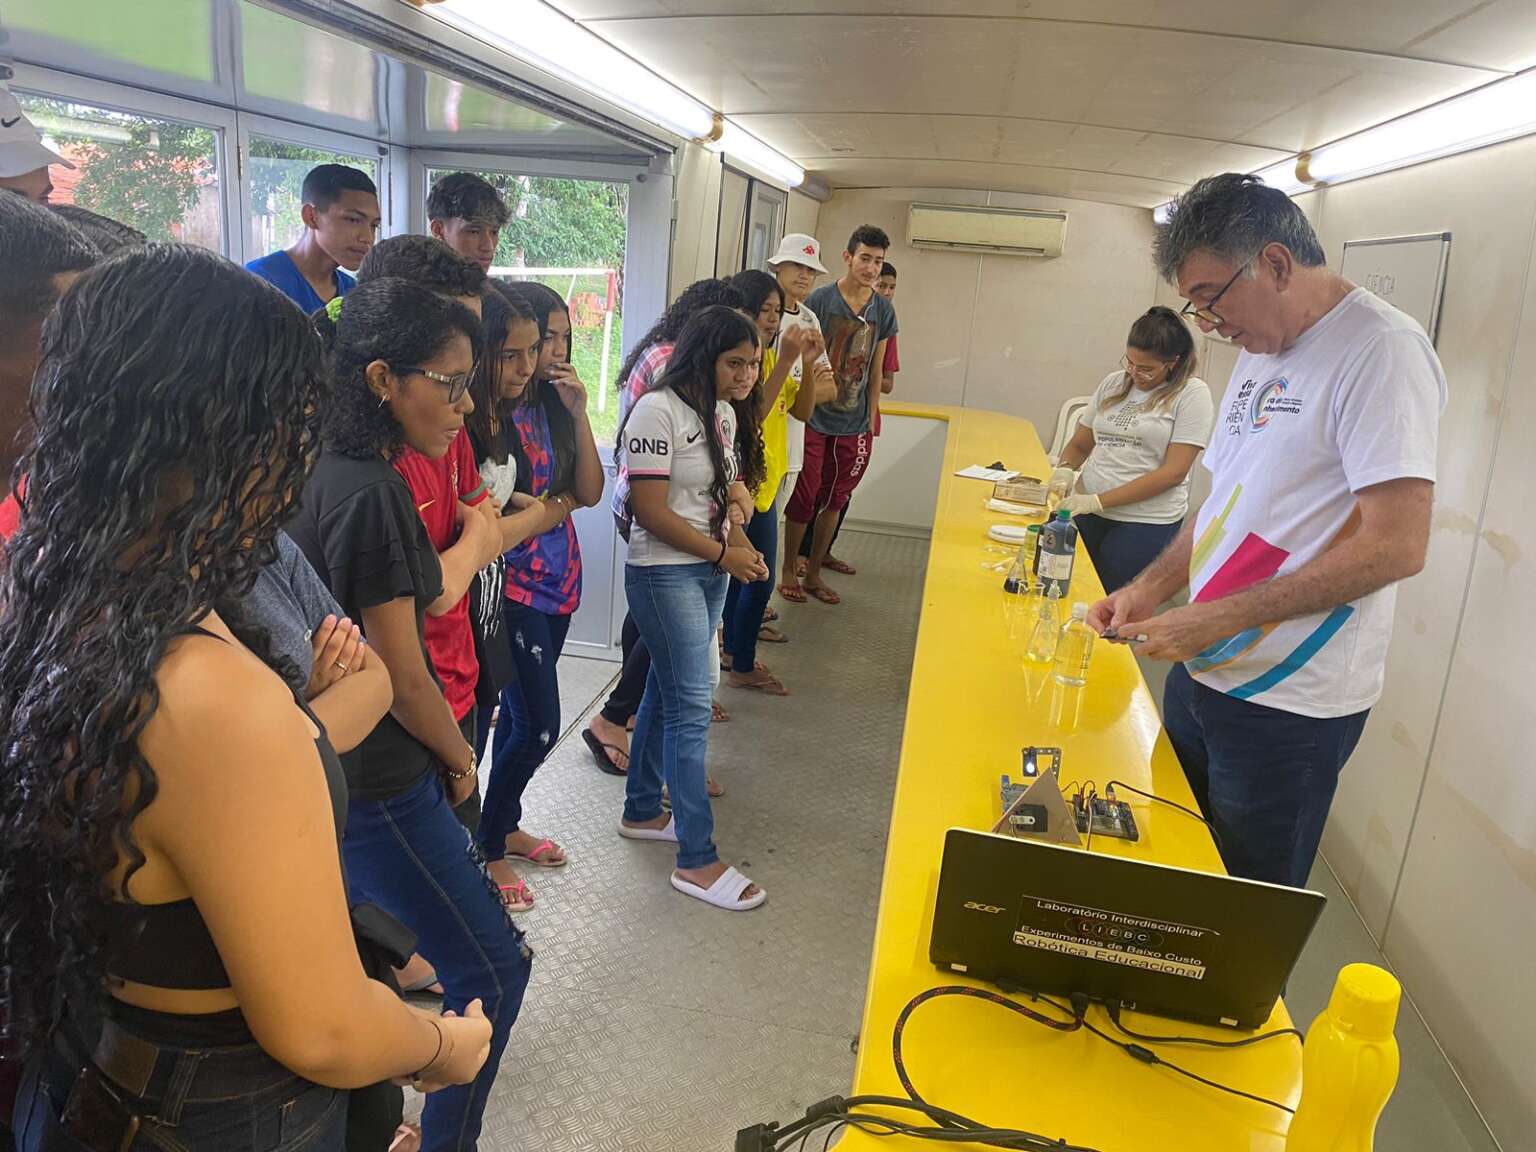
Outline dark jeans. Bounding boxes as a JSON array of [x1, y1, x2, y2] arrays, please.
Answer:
[[1074, 514, 1183, 594], [15, 1037, 344, 1152], [1162, 663, 1368, 887], [723, 506, 778, 673], [599, 611, 650, 727], [344, 771, 533, 1152], [797, 503, 848, 558], [481, 602, 570, 861]]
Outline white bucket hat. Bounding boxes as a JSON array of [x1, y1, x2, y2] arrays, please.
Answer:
[[0, 84, 72, 179], [766, 232, 827, 275]]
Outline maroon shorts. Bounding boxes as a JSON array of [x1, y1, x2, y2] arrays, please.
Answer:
[[786, 426, 873, 522]]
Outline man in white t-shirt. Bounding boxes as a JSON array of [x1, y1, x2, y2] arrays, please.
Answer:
[[1090, 172, 1446, 887]]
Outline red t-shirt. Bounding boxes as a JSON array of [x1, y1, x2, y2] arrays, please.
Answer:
[[393, 432, 487, 721], [874, 334, 900, 437], [0, 492, 19, 541]]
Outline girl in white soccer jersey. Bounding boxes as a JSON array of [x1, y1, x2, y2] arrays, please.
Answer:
[[612, 306, 771, 910]]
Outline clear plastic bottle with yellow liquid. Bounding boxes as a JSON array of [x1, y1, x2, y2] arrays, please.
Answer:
[[1285, 963, 1402, 1151]]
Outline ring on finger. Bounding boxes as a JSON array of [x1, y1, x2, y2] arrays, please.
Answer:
[[334, 661, 349, 672]]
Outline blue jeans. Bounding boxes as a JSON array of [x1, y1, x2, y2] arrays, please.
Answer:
[[14, 1040, 343, 1152], [723, 505, 778, 673], [344, 771, 533, 1152], [1162, 663, 1368, 887], [480, 602, 571, 862], [1074, 514, 1183, 594], [623, 562, 727, 870]]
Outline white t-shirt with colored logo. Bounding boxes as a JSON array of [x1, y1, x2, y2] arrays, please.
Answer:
[[1187, 287, 1446, 718], [1079, 371, 1214, 524], [616, 388, 738, 567]]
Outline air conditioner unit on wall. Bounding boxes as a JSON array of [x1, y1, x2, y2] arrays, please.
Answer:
[[907, 203, 1068, 258]]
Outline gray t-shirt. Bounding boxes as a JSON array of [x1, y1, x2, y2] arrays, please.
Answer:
[[242, 531, 345, 690], [806, 283, 897, 436]]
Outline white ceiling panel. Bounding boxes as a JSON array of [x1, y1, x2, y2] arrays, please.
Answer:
[[589, 17, 1499, 143], [811, 156, 1188, 207], [731, 112, 1290, 186], [561, 1, 1530, 69], [532, 0, 1535, 204]]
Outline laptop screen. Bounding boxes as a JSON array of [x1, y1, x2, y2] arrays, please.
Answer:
[[929, 829, 1325, 1029]]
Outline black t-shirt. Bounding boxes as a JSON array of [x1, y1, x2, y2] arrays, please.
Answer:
[[287, 450, 445, 800]]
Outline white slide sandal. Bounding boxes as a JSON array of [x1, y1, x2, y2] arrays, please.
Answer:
[[618, 816, 678, 842], [670, 866, 766, 911]]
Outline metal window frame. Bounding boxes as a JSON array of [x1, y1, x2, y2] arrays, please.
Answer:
[[9, 61, 241, 259]]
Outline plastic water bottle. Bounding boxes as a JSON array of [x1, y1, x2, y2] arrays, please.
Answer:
[[1286, 964, 1402, 1152], [1037, 510, 1078, 599], [1025, 586, 1062, 664], [1053, 603, 1095, 686]]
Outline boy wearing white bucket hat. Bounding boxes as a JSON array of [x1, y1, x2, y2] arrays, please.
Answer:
[[0, 81, 71, 202]]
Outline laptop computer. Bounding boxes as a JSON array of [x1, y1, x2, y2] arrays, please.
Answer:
[[929, 828, 1325, 1029]]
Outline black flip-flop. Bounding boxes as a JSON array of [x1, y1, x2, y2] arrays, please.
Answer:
[[582, 727, 628, 776]]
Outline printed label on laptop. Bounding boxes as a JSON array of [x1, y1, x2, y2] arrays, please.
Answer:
[[1011, 895, 1214, 980]]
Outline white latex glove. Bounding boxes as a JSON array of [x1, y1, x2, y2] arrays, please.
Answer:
[[1048, 464, 1078, 489], [1058, 492, 1102, 516]]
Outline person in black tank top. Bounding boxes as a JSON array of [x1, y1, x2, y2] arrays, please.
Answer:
[[0, 249, 493, 1152]]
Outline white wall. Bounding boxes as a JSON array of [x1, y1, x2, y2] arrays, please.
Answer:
[[1296, 138, 1536, 1148], [785, 190, 821, 242], [814, 187, 1159, 439], [669, 141, 721, 299], [1161, 140, 1535, 1148]]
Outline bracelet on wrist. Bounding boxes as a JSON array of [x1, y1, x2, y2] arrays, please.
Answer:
[[412, 1018, 445, 1083]]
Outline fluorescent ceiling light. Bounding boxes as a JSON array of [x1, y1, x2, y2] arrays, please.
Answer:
[[1252, 158, 1308, 195], [427, 0, 715, 140], [708, 119, 804, 188], [1306, 69, 1536, 185], [1152, 201, 1173, 226]]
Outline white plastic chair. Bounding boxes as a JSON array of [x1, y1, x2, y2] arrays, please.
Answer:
[[1048, 395, 1093, 461]]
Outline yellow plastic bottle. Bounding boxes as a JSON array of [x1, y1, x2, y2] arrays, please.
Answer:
[[1285, 963, 1402, 1151]]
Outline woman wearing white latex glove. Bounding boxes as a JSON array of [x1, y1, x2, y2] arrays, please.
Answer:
[[1057, 308, 1214, 592]]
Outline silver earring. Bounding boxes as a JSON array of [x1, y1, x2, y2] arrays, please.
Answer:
[[377, 393, 387, 409]]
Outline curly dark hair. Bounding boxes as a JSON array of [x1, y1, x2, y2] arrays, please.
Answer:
[[320, 276, 481, 459], [356, 234, 487, 298], [466, 281, 539, 464], [0, 190, 99, 335], [0, 244, 326, 1058], [618, 305, 763, 536], [616, 277, 746, 394], [50, 204, 146, 255]]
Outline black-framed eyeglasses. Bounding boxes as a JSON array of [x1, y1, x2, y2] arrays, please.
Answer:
[[1179, 256, 1254, 327], [393, 364, 474, 403]]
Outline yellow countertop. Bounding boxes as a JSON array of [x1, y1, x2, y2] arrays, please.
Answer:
[[839, 401, 1300, 1150]]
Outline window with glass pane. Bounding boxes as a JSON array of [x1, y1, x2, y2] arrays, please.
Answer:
[[427, 168, 630, 444], [248, 138, 379, 268], [16, 93, 222, 250]]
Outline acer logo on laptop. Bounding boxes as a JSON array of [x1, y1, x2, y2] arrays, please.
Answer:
[[964, 901, 1004, 915]]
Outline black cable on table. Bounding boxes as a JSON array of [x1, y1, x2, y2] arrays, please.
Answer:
[[1106, 1001, 1304, 1050], [1105, 778, 1224, 856]]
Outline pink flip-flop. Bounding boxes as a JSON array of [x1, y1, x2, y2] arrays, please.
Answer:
[[510, 838, 567, 868]]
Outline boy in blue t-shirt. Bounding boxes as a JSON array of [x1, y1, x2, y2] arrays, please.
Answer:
[[245, 163, 380, 312]]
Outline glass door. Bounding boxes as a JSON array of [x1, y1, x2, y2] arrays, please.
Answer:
[[235, 113, 390, 268], [746, 180, 788, 272]]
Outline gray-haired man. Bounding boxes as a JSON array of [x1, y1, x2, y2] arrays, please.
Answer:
[[1089, 172, 1446, 887]]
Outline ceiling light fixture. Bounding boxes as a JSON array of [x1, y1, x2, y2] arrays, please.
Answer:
[[707, 119, 805, 188], [423, 0, 716, 141], [1304, 69, 1536, 186]]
